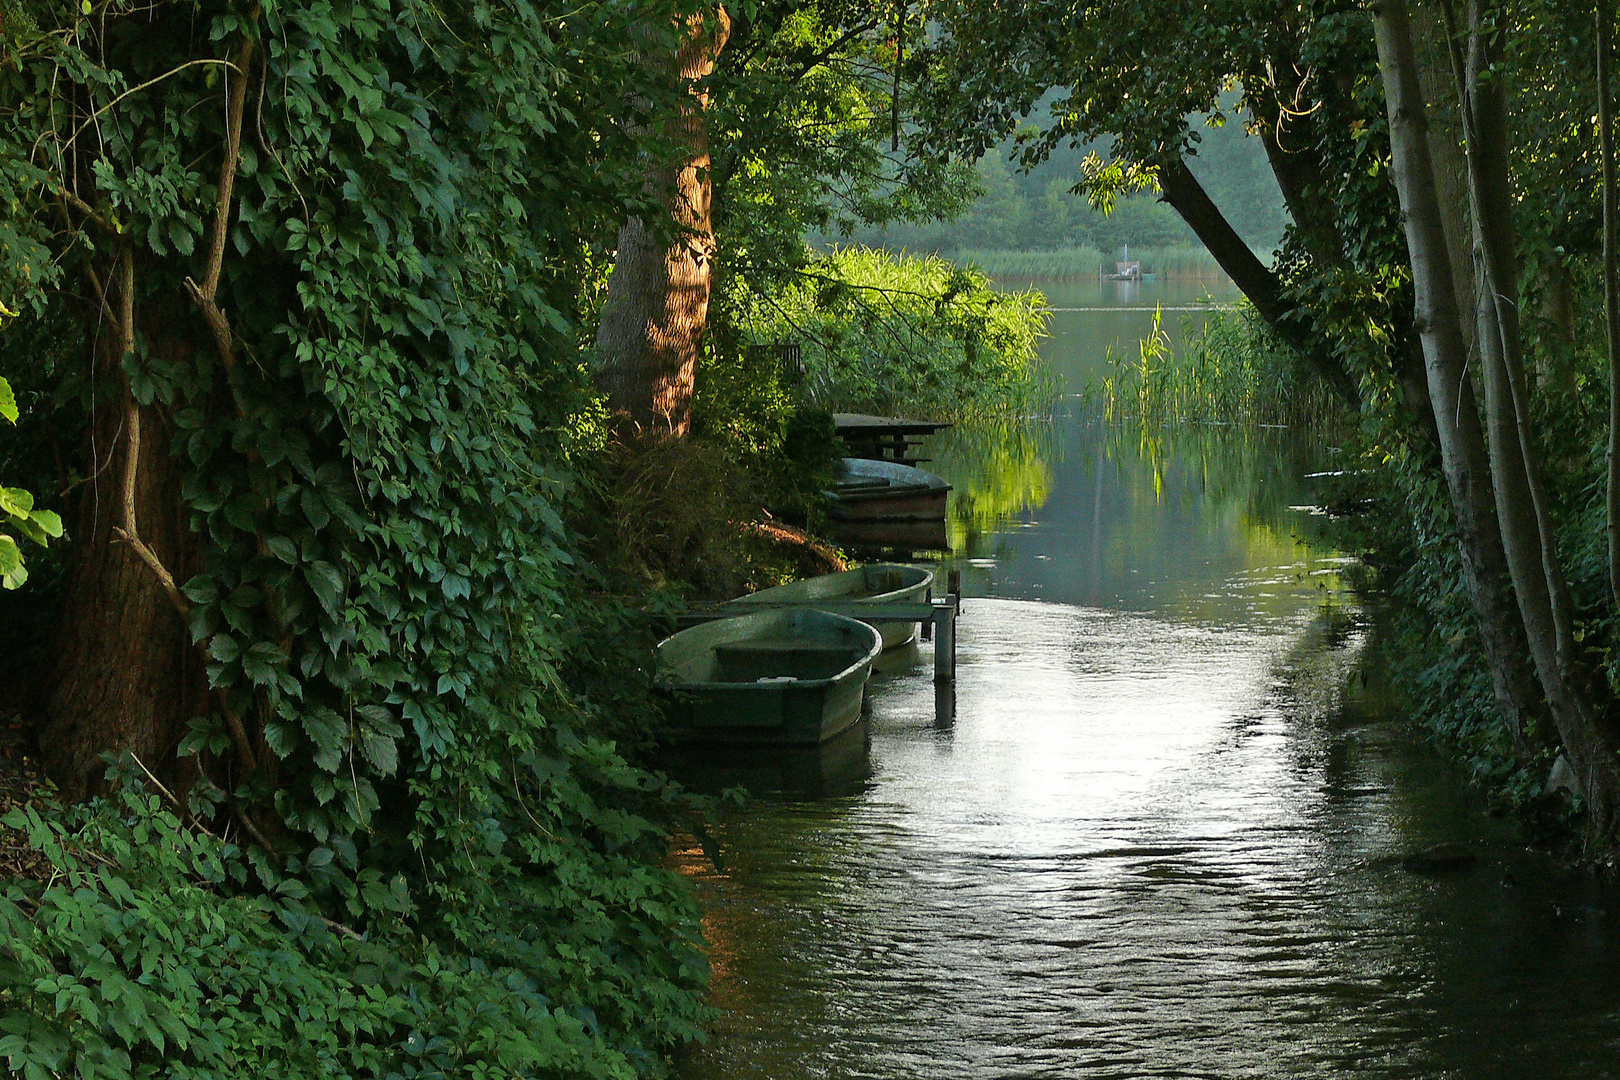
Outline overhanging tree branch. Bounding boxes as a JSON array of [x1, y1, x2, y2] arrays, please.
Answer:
[[1155, 156, 1360, 408]]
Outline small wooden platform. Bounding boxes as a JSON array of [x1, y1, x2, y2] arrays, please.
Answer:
[[833, 413, 952, 465]]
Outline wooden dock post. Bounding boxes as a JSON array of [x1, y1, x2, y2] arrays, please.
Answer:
[[932, 595, 957, 686]]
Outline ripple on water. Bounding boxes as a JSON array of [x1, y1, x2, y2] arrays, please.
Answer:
[[674, 599, 1620, 1080]]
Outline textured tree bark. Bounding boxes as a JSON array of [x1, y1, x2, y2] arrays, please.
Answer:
[[1155, 156, 1360, 408], [595, 8, 731, 436], [1376, 0, 1620, 839], [1412, 0, 1477, 358], [42, 321, 204, 799]]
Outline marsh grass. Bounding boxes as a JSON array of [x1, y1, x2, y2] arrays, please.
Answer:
[[1087, 302, 1342, 430], [951, 245, 1232, 281]]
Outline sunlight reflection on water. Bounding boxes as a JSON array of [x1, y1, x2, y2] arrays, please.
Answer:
[[672, 279, 1620, 1080]]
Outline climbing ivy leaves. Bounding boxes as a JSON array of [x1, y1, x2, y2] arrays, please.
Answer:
[[0, 0, 714, 1074]]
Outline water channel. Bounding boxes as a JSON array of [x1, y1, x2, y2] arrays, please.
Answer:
[[673, 277, 1620, 1078]]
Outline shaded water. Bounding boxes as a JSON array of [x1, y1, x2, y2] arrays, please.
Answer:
[[673, 279, 1620, 1078]]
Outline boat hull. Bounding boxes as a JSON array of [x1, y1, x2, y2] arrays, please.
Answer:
[[825, 458, 951, 523], [655, 610, 883, 745], [827, 518, 950, 552], [730, 564, 934, 648]]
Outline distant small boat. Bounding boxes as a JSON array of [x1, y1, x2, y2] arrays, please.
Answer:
[[730, 563, 934, 649], [655, 609, 883, 745], [826, 458, 950, 523]]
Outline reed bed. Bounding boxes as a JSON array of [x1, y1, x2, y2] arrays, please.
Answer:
[[950, 245, 1230, 281], [1087, 303, 1343, 431]]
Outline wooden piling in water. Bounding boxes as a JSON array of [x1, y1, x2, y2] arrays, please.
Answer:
[[932, 595, 957, 686]]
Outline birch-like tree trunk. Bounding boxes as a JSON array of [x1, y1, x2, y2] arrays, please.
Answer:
[[1375, 0, 1620, 844], [595, 8, 731, 437]]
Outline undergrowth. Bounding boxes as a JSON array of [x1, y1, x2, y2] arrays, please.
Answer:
[[721, 246, 1054, 423]]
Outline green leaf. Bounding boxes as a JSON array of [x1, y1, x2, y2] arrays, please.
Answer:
[[304, 561, 345, 617], [0, 535, 24, 590], [263, 720, 298, 758], [359, 730, 398, 775], [26, 509, 62, 539], [0, 487, 34, 518], [182, 576, 219, 605], [0, 377, 15, 425], [208, 634, 240, 664], [265, 535, 299, 565]]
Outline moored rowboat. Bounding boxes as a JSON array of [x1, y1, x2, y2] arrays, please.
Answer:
[[655, 609, 883, 745], [825, 457, 950, 522], [729, 563, 934, 649]]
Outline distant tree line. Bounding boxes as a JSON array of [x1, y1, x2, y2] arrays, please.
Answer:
[[845, 95, 1291, 257]]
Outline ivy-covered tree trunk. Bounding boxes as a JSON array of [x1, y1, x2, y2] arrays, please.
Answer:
[[595, 8, 731, 436], [43, 312, 205, 798]]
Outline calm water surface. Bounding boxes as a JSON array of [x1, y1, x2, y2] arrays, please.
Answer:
[[672, 277, 1620, 1079]]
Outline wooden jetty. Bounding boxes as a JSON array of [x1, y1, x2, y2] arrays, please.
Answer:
[[832, 413, 951, 465]]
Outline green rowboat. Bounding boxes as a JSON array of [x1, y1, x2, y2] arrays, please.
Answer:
[[729, 563, 934, 648], [655, 609, 883, 745]]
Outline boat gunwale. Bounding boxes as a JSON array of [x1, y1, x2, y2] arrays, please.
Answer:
[[654, 610, 882, 691], [729, 563, 934, 610]]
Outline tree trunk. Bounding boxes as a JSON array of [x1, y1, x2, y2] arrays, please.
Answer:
[[1155, 156, 1361, 408], [1601, 0, 1620, 608], [1248, 73, 1346, 275], [595, 8, 731, 436], [1412, 0, 1478, 359], [1375, 0, 1620, 840], [1247, 47, 1450, 441], [42, 323, 204, 799]]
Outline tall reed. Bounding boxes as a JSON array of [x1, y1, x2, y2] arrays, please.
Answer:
[[1088, 303, 1343, 430]]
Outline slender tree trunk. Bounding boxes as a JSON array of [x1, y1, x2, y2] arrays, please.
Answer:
[[1455, 0, 1580, 664], [1413, 0, 1478, 359], [1376, 0, 1620, 842], [42, 304, 204, 798], [1156, 156, 1361, 408], [1245, 47, 1446, 444], [1371, 0, 1545, 749], [1601, 0, 1620, 608], [596, 8, 731, 436]]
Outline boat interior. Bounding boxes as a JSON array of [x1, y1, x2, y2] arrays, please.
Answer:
[[711, 642, 867, 683]]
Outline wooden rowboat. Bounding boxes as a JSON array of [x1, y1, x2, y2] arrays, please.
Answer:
[[825, 458, 951, 523], [729, 563, 934, 649], [655, 609, 883, 745]]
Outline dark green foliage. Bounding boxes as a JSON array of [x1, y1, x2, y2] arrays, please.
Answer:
[[0, 778, 705, 1079], [0, 0, 714, 1072], [690, 327, 844, 524], [575, 433, 760, 600]]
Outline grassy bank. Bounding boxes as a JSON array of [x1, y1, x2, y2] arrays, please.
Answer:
[[949, 245, 1233, 282]]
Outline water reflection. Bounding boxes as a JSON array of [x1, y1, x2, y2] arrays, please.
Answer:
[[678, 603, 1620, 1079], [675, 277, 1620, 1079], [931, 275, 1339, 620]]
